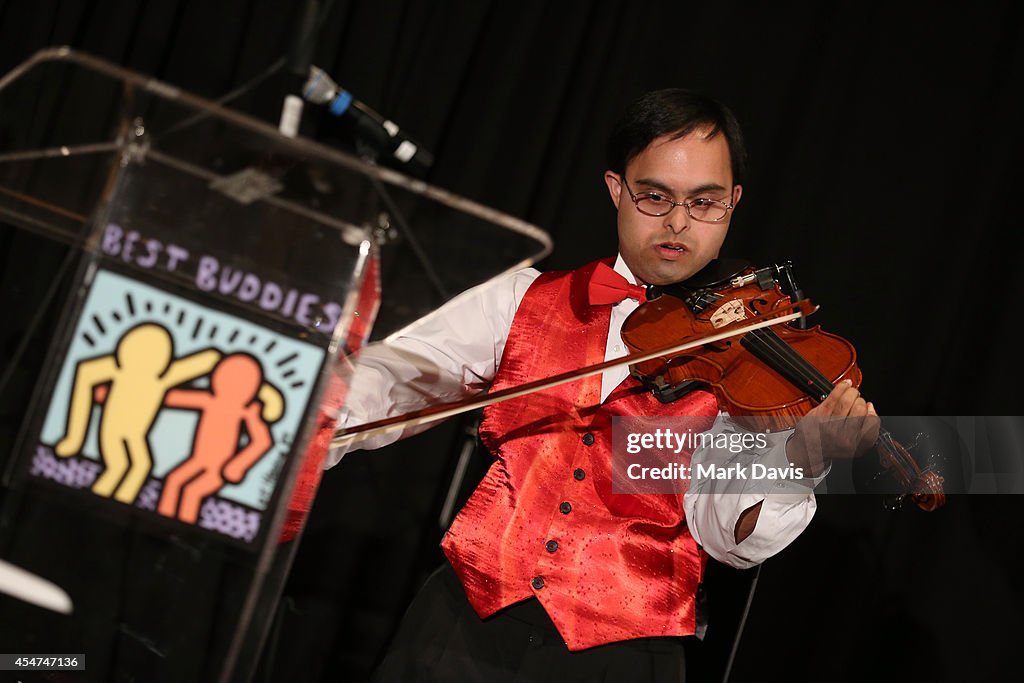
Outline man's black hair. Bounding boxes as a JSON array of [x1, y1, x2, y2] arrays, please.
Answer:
[[607, 88, 748, 185]]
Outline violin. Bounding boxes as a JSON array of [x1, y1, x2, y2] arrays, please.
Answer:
[[620, 259, 945, 511]]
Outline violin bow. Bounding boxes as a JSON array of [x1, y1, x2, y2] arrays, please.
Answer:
[[331, 299, 817, 448]]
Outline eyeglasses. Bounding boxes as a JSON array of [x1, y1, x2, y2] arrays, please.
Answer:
[[619, 176, 735, 222]]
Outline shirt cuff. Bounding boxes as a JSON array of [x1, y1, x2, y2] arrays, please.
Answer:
[[683, 429, 830, 569]]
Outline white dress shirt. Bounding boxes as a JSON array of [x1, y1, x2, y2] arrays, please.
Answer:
[[329, 256, 826, 568]]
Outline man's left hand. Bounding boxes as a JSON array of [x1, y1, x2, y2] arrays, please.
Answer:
[[786, 379, 880, 476]]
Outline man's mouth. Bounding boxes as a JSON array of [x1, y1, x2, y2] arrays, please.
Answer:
[[657, 242, 688, 253]]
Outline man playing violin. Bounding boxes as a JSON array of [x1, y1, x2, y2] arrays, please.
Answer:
[[329, 88, 879, 682]]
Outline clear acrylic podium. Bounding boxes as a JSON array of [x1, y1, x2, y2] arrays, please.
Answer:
[[0, 48, 550, 682]]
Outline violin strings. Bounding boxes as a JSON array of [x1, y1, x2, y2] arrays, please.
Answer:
[[755, 327, 836, 395], [741, 327, 833, 400], [763, 330, 835, 396], [751, 333, 914, 473], [740, 332, 825, 399], [750, 339, 925, 484], [740, 322, 931, 494]]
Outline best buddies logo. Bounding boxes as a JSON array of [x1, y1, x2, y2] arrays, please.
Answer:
[[32, 253, 328, 546]]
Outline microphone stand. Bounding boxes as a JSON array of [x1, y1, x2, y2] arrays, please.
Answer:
[[281, 0, 448, 302], [355, 140, 450, 302], [278, 0, 327, 136]]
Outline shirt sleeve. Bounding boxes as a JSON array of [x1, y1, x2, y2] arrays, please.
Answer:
[[325, 268, 540, 467], [682, 413, 830, 569]]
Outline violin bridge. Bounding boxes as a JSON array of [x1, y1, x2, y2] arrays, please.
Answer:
[[709, 299, 747, 328]]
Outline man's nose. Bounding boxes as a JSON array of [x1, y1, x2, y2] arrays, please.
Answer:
[[662, 205, 690, 234]]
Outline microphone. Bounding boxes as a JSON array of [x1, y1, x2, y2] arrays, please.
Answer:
[[302, 65, 434, 173]]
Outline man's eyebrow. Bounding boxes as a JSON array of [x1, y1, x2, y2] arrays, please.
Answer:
[[685, 182, 729, 196], [632, 177, 675, 194], [633, 178, 729, 196]]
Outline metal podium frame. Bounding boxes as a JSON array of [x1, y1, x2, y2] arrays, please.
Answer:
[[0, 47, 551, 682]]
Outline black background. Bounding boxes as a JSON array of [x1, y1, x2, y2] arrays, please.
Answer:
[[1, 1, 1022, 681]]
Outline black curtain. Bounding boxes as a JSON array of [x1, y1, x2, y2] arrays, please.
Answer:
[[1, 1, 1022, 681]]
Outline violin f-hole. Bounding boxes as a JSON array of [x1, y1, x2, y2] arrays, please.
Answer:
[[748, 297, 771, 315]]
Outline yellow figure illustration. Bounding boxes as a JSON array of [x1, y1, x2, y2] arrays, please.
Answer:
[[54, 322, 221, 504]]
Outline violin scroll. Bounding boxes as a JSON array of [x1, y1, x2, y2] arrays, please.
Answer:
[[875, 430, 946, 511]]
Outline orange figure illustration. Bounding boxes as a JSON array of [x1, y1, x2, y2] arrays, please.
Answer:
[[157, 353, 284, 524], [54, 323, 221, 504]]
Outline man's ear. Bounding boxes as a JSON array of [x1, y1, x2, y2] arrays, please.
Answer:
[[731, 184, 743, 207], [604, 171, 622, 209]]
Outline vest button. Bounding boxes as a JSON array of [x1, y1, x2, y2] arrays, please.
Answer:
[[582, 432, 595, 446], [531, 576, 545, 589], [573, 468, 585, 481], [545, 539, 559, 553], [559, 502, 572, 514]]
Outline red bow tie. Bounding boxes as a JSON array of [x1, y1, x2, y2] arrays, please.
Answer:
[[588, 262, 648, 305]]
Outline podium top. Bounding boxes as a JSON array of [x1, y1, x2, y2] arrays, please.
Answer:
[[0, 47, 553, 336]]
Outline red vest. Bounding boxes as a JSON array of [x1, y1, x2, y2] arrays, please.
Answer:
[[441, 259, 720, 650]]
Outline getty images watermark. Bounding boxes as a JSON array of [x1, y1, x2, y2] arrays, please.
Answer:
[[611, 415, 1024, 495], [621, 425, 803, 481]]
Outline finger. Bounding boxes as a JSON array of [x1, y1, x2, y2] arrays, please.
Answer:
[[834, 384, 862, 417], [856, 414, 881, 455], [845, 397, 870, 418], [866, 414, 881, 441], [818, 379, 854, 414], [864, 401, 880, 445]]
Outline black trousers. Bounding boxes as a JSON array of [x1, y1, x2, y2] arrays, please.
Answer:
[[372, 562, 686, 683]]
